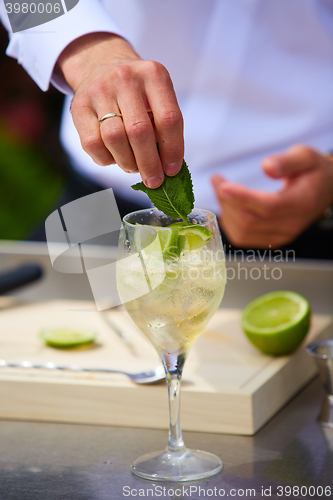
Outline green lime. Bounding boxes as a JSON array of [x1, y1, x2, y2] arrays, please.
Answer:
[[138, 227, 180, 259], [133, 226, 157, 252], [39, 328, 97, 348], [159, 228, 182, 259], [134, 222, 213, 261], [168, 221, 188, 228], [241, 291, 311, 356], [178, 225, 213, 251]]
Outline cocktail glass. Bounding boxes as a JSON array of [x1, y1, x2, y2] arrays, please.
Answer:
[[116, 208, 226, 481]]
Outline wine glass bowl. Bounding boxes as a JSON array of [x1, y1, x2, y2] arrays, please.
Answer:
[[116, 208, 226, 481]]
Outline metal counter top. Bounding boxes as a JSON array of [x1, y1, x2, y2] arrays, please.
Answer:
[[0, 241, 332, 499], [0, 378, 332, 499]]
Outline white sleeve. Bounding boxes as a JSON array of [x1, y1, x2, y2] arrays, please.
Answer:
[[0, 0, 126, 94]]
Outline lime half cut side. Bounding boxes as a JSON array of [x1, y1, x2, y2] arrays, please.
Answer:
[[39, 328, 97, 348], [241, 291, 311, 356]]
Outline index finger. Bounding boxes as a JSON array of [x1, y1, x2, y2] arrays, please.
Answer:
[[262, 145, 320, 179]]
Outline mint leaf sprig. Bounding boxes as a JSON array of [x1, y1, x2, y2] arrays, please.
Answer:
[[131, 160, 194, 223]]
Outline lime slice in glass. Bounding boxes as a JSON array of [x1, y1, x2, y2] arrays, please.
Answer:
[[168, 221, 188, 228], [241, 291, 311, 356], [134, 222, 213, 261], [133, 226, 157, 252], [141, 228, 181, 259], [178, 225, 213, 251], [39, 328, 97, 348]]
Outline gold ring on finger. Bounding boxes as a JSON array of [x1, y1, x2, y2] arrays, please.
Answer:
[[98, 112, 123, 124]]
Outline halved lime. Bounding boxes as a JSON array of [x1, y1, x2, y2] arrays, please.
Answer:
[[39, 328, 97, 348], [241, 291, 311, 356]]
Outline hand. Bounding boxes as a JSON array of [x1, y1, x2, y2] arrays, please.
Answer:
[[211, 145, 333, 249], [56, 33, 184, 188]]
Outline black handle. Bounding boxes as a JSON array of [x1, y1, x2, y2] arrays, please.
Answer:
[[0, 264, 43, 295]]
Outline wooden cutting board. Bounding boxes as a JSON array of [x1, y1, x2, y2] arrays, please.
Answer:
[[0, 299, 331, 435]]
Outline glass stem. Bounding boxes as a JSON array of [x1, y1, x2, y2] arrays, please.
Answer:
[[167, 373, 185, 453], [161, 353, 187, 454]]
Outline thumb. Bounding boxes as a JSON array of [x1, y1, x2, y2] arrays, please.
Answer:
[[211, 174, 227, 191], [262, 145, 319, 179]]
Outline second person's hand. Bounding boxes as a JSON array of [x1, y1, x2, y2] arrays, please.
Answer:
[[56, 32, 184, 188], [211, 145, 333, 249]]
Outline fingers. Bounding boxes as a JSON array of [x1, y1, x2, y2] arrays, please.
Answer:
[[212, 145, 331, 249], [211, 174, 227, 190], [262, 144, 320, 179], [144, 62, 184, 176], [115, 70, 164, 186], [100, 113, 139, 173], [213, 180, 295, 218], [71, 60, 184, 188], [211, 176, 308, 248], [220, 204, 305, 248], [71, 97, 115, 166]]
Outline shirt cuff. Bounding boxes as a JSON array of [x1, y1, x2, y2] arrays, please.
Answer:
[[4, 0, 125, 94]]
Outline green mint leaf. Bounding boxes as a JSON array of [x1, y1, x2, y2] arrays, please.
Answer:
[[131, 160, 195, 223]]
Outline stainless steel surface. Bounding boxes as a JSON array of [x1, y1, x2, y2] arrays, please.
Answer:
[[307, 340, 333, 427], [0, 240, 333, 498], [0, 359, 165, 384], [318, 395, 333, 429], [0, 378, 332, 499]]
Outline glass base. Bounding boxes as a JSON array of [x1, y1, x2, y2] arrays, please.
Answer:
[[131, 447, 223, 482]]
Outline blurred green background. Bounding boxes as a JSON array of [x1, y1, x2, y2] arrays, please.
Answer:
[[0, 24, 66, 240]]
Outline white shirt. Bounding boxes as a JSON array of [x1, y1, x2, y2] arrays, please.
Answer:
[[2, 0, 333, 213]]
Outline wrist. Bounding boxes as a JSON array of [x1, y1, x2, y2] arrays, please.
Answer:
[[55, 32, 140, 92]]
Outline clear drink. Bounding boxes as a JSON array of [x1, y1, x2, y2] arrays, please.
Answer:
[[117, 249, 225, 356]]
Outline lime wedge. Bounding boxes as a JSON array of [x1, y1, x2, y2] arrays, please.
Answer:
[[133, 226, 157, 252], [134, 221, 213, 261], [159, 229, 182, 259], [140, 227, 181, 260], [178, 225, 213, 251], [39, 328, 97, 348], [241, 291, 311, 356]]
